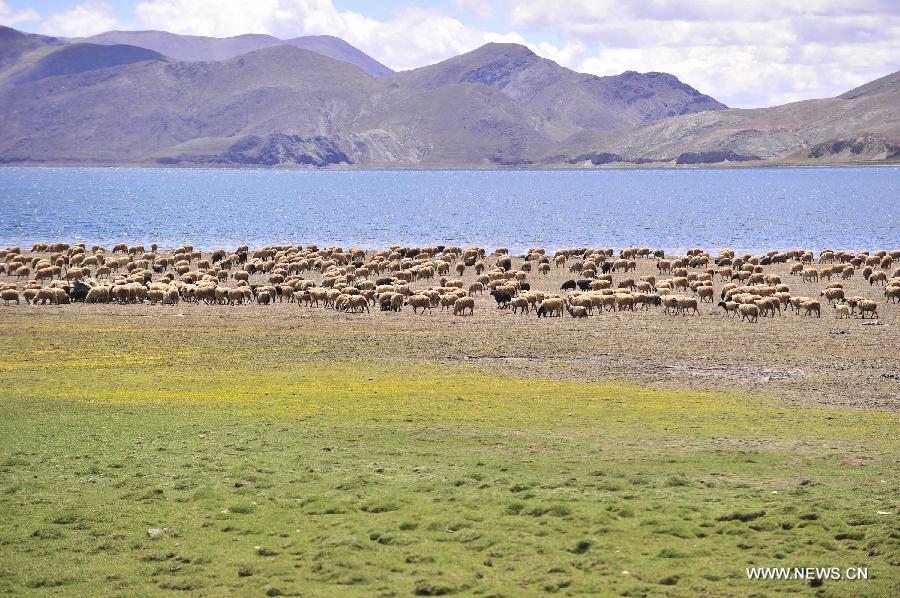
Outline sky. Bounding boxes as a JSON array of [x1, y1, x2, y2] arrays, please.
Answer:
[[2, 0, 898, 108]]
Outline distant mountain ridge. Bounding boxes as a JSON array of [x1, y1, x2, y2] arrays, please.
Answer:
[[80, 30, 393, 77], [0, 26, 896, 167]]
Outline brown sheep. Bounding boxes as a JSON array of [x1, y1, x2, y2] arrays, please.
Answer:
[[406, 295, 432, 315], [567, 305, 588, 318], [676, 296, 700, 316], [453, 297, 475, 316], [1, 289, 20, 305], [537, 297, 565, 317], [801, 300, 821, 318], [856, 300, 878, 319], [510, 297, 530, 314], [738, 303, 759, 323]]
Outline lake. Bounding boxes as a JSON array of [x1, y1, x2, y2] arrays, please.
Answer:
[[0, 167, 897, 253]]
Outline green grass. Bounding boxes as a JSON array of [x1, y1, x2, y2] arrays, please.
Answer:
[[0, 321, 897, 596]]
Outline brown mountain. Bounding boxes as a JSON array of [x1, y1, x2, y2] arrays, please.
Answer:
[[3, 26, 893, 167]]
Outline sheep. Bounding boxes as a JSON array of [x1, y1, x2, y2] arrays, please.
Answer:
[[536, 298, 565, 318], [833, 304, 851, 319], [344, 295, 370, 313], [697, 286, 715, 303], [567, 305, 588, 318], [868, 271, 887, 286], [453, 297, 474, 316], [1, 289, 20, 305], [820, 287, 844, 304], [85, 286, 110, 303], [509, 297, 530, 314], [738, 303, 759, 323], [885, 285, 900, 303], [675, 296, 700, 316], [656, 259, 672, 274], [490, 289, 513, 308], [615, 294, 635, 312], [800, 300, 821, 318], [856, 300, 878, 319], [468, 282, 483, 296], [717, 300, 738, 317], [406, 295, 432, 314], [33, 288, 59, 305]]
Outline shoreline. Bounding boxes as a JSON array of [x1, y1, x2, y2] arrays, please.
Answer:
[[1, 162, 899, 172]]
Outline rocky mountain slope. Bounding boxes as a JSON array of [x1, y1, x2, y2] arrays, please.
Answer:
[[551, 72, 900, 166]]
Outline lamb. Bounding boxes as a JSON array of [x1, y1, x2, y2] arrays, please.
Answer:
[[453, 297, 475, 316], [833, 304, 851, 319], [738, 303, 759, 323]]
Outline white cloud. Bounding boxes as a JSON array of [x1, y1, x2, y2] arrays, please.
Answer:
[[132, 0, 523, 71], [0, 1, 39, 26], [454, 0, 495, 20], [503, 0, 900, 106], [38, 1, 121, 37]]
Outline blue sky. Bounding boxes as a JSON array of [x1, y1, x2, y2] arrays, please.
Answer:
[[2, 1, 898, 108]]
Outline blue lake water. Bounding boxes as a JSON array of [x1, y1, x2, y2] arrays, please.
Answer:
[[0, 167, 897, 253]]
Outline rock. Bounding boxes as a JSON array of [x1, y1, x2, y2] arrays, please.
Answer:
[[147, 528, 163, 537]]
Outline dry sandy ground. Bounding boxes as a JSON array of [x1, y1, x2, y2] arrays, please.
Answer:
[[2, 253, 898, 412]]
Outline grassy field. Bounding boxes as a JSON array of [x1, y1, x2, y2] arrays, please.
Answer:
[[0, 318, 898, 596]]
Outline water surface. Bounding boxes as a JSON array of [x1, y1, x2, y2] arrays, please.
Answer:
[[0, 167, 896, 253]]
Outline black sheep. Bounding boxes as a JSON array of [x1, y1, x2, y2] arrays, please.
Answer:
[[560, 279, 576, 291], [490, 289, 512, 308]]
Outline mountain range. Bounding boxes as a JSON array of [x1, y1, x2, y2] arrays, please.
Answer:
[[0, 25, 897, 168]]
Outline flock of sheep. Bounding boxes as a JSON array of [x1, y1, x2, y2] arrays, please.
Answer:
[[1, 242, 898, 325]]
